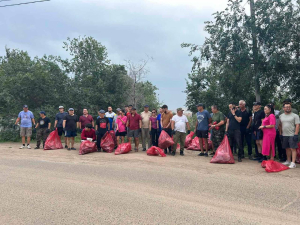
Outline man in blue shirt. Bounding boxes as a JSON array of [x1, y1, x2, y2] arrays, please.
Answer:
[[105, 106, 116, 131], [54, 106, 68, 148], [194, 103, 211, 156], [15, 105, 36, 149]]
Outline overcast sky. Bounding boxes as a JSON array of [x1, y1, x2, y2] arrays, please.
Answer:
[[0, 0, 229, 110]]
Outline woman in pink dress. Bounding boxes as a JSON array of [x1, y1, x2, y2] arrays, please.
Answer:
[[259, 105, 276, 161]]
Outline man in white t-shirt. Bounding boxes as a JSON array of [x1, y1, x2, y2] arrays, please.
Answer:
[[171, 108, 190, 156]]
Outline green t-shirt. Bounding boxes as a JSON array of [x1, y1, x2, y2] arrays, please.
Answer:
[[212, 111, 225, 131], [279, 113, 300, 136]]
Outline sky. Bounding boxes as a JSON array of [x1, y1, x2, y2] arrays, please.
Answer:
[[0, 0, 229, 110]]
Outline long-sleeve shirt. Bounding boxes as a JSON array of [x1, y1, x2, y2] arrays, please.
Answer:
[[81, 129, 96, 141]]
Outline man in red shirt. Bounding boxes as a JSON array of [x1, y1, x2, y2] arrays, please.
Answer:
[[81, 124, 96, 141], [126, 107, 142, 152], [79, 109, 94, 131]]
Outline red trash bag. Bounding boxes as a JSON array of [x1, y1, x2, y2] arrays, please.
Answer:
[[147, 146, 166, 157], [109, 130, 117, 146], [184, 131, 194, 148], [44, 129, 63, 150], [115, 143, 132, 155], [101, 132, 115, 153], [187, 137, 200, 150], [296, 143, 300, 164], [79, 141, 97, 155], [210, 135, 235, 164], [261, 160, 267, 168], [265, 160, 289, 173], [158, 130, 174, 149]]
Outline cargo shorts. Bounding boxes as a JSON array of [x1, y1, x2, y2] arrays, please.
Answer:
[[20, 127, 32, 137]]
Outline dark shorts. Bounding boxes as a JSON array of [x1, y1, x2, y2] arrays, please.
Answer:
[[196, 130, 208, 138], [252, 130, 263, 140], [127, 129, 139, 138], [116, 131, 127, 137], [57, 127, 64, 136], [65, 130, 77, 137], [282, 136, 298, 149]]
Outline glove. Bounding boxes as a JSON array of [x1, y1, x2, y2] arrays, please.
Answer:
[[149, 131, 152, 136], [293, 135, 299, 142], [63, 128, 65, 132], [246, 128, 251, 133], [172, 130, 176, 135], [47, 129, 51, 133], [139, 128, 142, 133], [280, 135, 283, 142], [187, 130, 190, 135], [33, 127, 36, 132], [96, 130, 99, 135], [225, 131, 229, 136]]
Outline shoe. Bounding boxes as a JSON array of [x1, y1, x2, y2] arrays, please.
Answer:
[[282, 161, 291, 166], [198, 152, 205, 156], [238, 157, 242, 162], [34, 146, 40, 149], [258, 157, 264, 163], [209, 152, 215, 156], [289, 162, 296, 169], [180, 151, 184, 156], [27, 145, 31, 149], [71, 147, 76, 150], [19, 145, 25, 149], [248, 155, 253, 160], [204, 153, 208, 157], [171, 151, 176, 156], [143, 148, 146, 151], [65, 145, 68, 149], [67, 148, 71, 151], [242, 155, 245, 159], [97, 148, 101, 152]]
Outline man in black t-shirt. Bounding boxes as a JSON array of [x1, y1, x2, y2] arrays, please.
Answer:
[[34, 111, 51, 149], [252, 102, 265, 161], [63, 108, 79, 150], [225, 103, 243, 162], [95, 110, 110, 151]]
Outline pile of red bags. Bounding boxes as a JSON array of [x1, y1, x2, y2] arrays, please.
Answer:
[[296, 143, 300, 164], [147, 146, 166, 157], [44, 129, 63, 150], [158, 130, 174, 149], [187, 134, 213, 151], [101, 132, 115, 153], [263, 160, 289, 173], [184, 131, 194, 148], [115, 143, 131, 155], [79, 141, 97, 155], [210, 135, 235, 164]]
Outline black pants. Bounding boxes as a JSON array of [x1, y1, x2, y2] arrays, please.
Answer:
[[240, 126, 252, 156], [97, 132, 105, 149], [163, 128, 172, 152], [276, 130, 285, 160], [228, 129, 243, 157], [151, 128, 158, 147]]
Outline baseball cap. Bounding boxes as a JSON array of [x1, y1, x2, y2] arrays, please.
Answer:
[[59, 106, 64, 109], [116, 108, 121, 111], [68, 108, 74, 111], [23, 105, 28, 108], [132, 107, 137, 110], [39, 111, 46, 115], [253, 102, 261, 106], [99, 110, 105, 114], [177, 108, 184, 111], [196, 103, 204, 107], [144, 105, 149, 108]]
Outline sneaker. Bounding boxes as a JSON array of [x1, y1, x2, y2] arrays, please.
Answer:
[[238, 157, 242, 162], [71, 147, 76, 150], [204, 153, 208, 157], [209, 152, 215, 156], [180, 151, 184, 156], [67, 148, 71, 151], [164, 149, 168, 154], [198, 152, 205, 156], [97, 148, 101, 152], [34, 146, 40, 149], [19, 145, 25, 149], [143, 148, 146, 151], [289, 162, 296, 169], [27, 145, 31, 149], [171, 151, 176, 156], [282, 161, 291, 166], [65, 145, 68, 149], [248, 155, 253, 160]]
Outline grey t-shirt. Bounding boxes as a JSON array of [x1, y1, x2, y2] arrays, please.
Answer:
[[279, 113, 300, 136]]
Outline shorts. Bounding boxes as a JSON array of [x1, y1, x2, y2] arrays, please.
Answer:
[[282, 136, 298, 149], [196, 130, 208, 138], [57, 127, 64, 136], [20, 127, 32, 137], [65, 130, 77, 137], [252, 130, 263, 140], [116, 131, 127, 137], [127, 129, 140, 138]]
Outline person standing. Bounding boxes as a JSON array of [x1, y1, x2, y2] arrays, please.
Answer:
[[141, 105, 152, 151], [34, 111, 51, 149], [54, 106, 68, 148], [105, 106, 116, 131], [279, 103, 300, 169], [95, 110, 110, 151], [210, 105, 225, 152], [63, 108, 79, 151], [157, 107, 163, 136], [194, 103, 211, 157], [127, 107, 142, 152], [113, 108, 121, 131], [171, 108, 190, 156], [78, 109, 94, 131], [252, 102, 265, 161], [149, 109, 159, 147], [116, 109, 128, 145], [161, 105, 174, 154], [15, 105, 35, 149], [238, 100, 253, 159], [225, 103, 243, 162]]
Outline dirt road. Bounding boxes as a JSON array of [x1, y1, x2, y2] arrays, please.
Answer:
[[0, 142, 299, 224]]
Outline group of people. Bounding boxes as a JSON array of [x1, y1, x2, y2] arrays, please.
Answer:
[[15, 99, 299, 168]]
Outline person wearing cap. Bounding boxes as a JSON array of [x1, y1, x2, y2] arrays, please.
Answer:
[[15, 105, 35, 149], [54, 106, 68, 148], [251, 102, 265, 162], [279, 102, 300, 169], [141, 105, 152, 151], [34, 111, 51, 149], [79, 109, 94, 131], [279, 99, 299, 116], [81, 123, 96, 141], [63, 108, 79, 150], [105, 106, 116, 131], [161, 105, 174, 154], [225, 103, 243, 162], [126, 107, 142, 152], [194, 103, 212, 157], [171, 108, 190, 156], [95, 110, 110, 151], [116, 109, 128, 145]]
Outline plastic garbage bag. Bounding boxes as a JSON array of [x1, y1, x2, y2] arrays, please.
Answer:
[[79, 140, 97, 155], [265, 160, 289, 173], [115, 143, 132, 155], [187, 135, 213, 151], [184, 131, 194, 148], [158, 130, 174, 149], [261, 160, 267, 168], [210, 135, 235, 164], [296, 143, 300, 164], [109, 130, 117, 146], [44, 129, 63, 150], [101, 132, 115, 153], [146, 146, 166, 157]]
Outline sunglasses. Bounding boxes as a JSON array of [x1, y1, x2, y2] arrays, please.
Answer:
[[152, 111, 156, 113]]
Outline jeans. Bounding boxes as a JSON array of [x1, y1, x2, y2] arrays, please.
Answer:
[[96, 132, 105, 149], [151, 128, 158, 146], [228, 129, 243, 157], [142, 128, 151, 149], [163, 128, 172, 152], [240, 126, 252, 156], [172, 131, 186, 152]]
